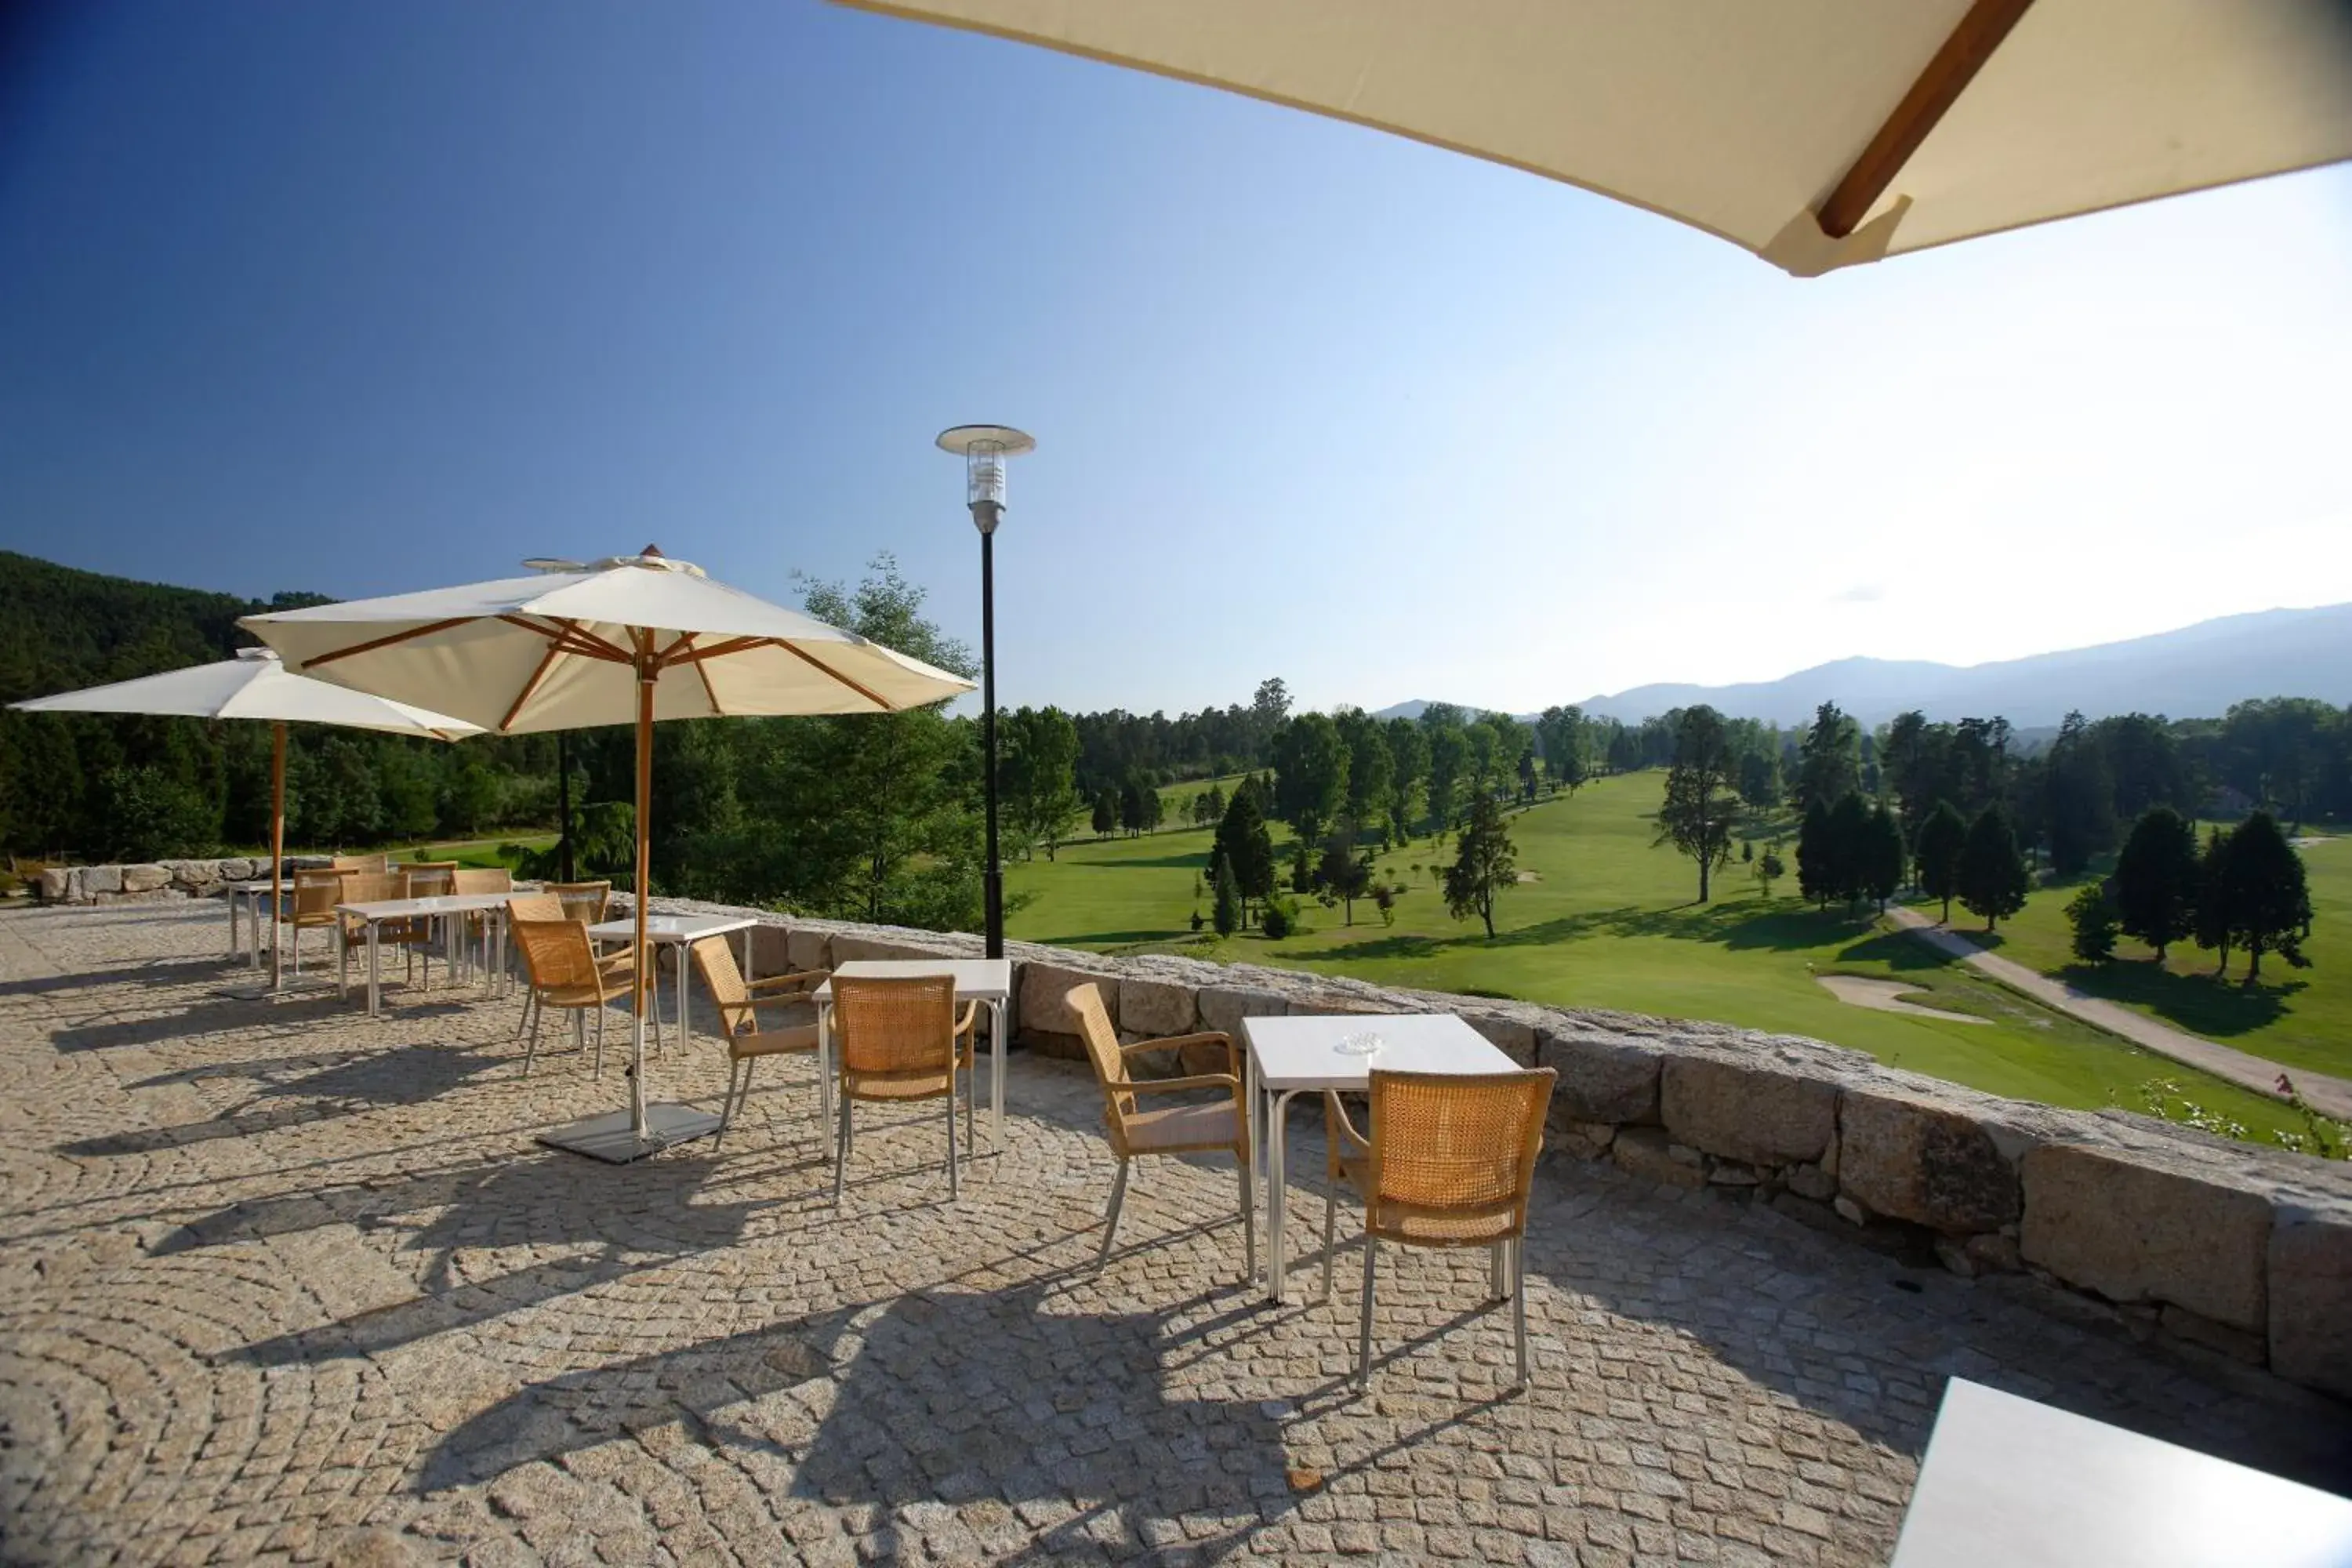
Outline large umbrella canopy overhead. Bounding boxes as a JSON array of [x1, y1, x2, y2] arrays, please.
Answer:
[[241, 552, 974, 731], [9, 647, 481, 737], [838, 0, 2352, 275]]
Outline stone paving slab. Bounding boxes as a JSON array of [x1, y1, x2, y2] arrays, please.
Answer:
[[1, 904, 2345, 1567]]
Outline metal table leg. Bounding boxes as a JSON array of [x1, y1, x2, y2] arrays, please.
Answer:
[[366, 923, 382, 1016], [989, 998, 1006, 1144], [1263, 1085, 1304, 1305]]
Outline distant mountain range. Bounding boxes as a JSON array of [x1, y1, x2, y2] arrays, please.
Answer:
[[1372, 604, 2352, 730]]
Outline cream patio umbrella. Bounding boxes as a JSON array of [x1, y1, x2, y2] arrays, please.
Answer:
[[837, 0, 2352, 275], [9, 648, 481, 996], [241, 548, 976, 1163]]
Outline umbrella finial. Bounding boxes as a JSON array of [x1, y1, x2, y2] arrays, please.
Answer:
[[640, 544, 665, 558]]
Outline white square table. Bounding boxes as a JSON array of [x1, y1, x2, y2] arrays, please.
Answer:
[[336, 891, 523, 1015], [222, 879, 278, 967], [584, 913, 763, 1049], [1240, 1012, 1521, 1305], [1891, 1377, 2352, 1566], [813, 960, 1013, 1145]]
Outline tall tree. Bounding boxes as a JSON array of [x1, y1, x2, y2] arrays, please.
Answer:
[[1913, 799, 1969, 924], [1336, 708, 1394, 839], [1860, 801, 1907, 912], [1000, 705, 1081, 861], [1443, 791, 1516, 938], [1826, 792, 1872, 906], [1270, 711, 1348, 844], [1213, 785, 1276, 925], [1425, 720, 1468, 832], [2193, 827, 2238, 975], [2112, 806, 2200, 960], [1382, 717, 1428, 842], [1655, 705, 1740, 902], [1536, 705, 1588, 796], [2220, 811, 2313, 982], [1957, 805, 2030, 931], [2043, 710, 2117, 876], [1316, 829, 1373, 924], [1210, 849, 1240, 937], [1791, 701, 1861, 811], [1795, 799, 1835, 909]]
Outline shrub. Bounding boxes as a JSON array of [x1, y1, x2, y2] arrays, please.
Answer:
[[2066, 882, 2120, 964], [1261, 897, 1299, 940]]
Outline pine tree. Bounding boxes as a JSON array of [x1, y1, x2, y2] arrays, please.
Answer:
[[1443, 792, 1517, 938], [2221, 811, 2313, 983], [2066, 883, 2120, 964], [1210, 849, 1240, 937], [1827, 791, 1871, 906], [2193, 826, 2237, 976], [1913, 799, 1969, 924], [1958, 805, 2030, 931], [1213, 785, 1276, 926], [1861, 802, 1906, 912], [1796, 799, 1834, 909], [2112, 806, 2200, 960]]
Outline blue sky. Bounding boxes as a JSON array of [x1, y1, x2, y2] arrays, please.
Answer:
[[4, 0, 2349, 716]]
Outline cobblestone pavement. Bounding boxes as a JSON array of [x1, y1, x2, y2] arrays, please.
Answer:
[[2, 904, 2345, 1567]]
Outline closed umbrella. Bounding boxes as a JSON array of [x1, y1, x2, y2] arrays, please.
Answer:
[[9, 648, 481, 993], [838, 0, 2352, 274], [241, 548, 976, 1162]]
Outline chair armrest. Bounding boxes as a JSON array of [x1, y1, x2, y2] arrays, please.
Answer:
[[1126, 1073, 1240, 1095], [1323, 1091, 1371, 1156], [953, 1000, 980, 1037], [746, 969, 828, 993], [745, 991, 817, 1012], [1119, 1030, 1236, 1072]]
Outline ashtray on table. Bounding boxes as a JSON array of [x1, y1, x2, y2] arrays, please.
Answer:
[[1334, 1031, 1385, 1056]]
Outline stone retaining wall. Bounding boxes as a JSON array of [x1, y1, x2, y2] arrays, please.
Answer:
[[621, 896, 2352, 1405], [32, 856, 338, 905]]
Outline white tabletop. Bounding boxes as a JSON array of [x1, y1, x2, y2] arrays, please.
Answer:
[[1891, 1378, 2352, 1567], [585, 913, 761, 943], [1241, 1013, 1518, 1091], [336, 892, 518, 920], [815, 958, 1011, 1001]]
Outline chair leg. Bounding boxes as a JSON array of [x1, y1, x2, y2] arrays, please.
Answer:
[[831, 1093, 851, 1208], [1512, 1236, 1530, 1391], [1097, 1158, 1130, 1266], [1239, 1155, 1257, 1285], [715, 1059, 742, 1150], [290, 925, 300, 978], [523, 1002, 546, 1076], [945, 1084, 960, 1200], [593, 1004, 605, 1080], [1320, 1171, 1340, 1303], [1490, 1240, 1509, 1303], [1358, 1234, 1378, 1393]]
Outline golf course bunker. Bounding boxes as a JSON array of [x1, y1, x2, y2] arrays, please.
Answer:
[[1815, 975, 1992, 1024]]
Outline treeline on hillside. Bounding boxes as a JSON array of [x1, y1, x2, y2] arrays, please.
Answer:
[[0, 550, 562, 862]]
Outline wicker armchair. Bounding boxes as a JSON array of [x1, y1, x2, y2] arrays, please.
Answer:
[[283, 869, 349, 978], [545, 881, 612, 924], [1321, 1067, 1555, 1391], [688, 938, 828, 1146], [379, 862, 460, 989], [1065, 982, 1255, 1279], [510, 917, 655, 1076], [332, 853, 390, 873], [829, 975, 978, 1206], [332, 872, 403, 992]]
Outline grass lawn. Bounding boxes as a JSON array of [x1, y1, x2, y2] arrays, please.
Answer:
[[1009, 772, 2310, 1143], [1937, 828, 2350, 1084]]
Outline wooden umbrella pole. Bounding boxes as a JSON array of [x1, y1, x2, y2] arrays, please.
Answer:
[[630, 637, 654, 1139], [269, 720, 287, 993]]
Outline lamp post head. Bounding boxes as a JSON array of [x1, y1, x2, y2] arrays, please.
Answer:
[[938, 425, 1034, 532]]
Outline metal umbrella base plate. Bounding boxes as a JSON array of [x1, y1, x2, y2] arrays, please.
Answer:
[[538, 1103, 722, 1164], [220, 973, 342, 1004]]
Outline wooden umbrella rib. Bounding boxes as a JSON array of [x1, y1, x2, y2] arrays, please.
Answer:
[[499, 638, 567, 733], [498, 615, 633, 664], [1817, 0, 2035, 238], [775, 641, 893, 710], [305, 617, 476, 668], [663, 636, 773, 666]]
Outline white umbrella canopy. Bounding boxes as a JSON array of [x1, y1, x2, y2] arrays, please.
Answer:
[[838, 0, 2352, 275], [241, 550, 977, 1163], [9, 648, 481, 993]]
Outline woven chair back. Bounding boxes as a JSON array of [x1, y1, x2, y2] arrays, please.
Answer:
[[506, 892, 564, 923], [401, 862, 459, 898], [688, 938, 754, 1035], [1364, 1068, 1555, 1244], [1063, 982, 1138, 1123], [340, 871, 403, 906], [451, 867, 511, 895], [512, 918, 601, 993], [546, 881, 612, 923], [332, 853, 390, 873], [833, 975, 956, 1077], [291, 869, 344, 918]]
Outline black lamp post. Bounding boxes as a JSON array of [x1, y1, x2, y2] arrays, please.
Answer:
[[937, 424, 1034, 960]]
